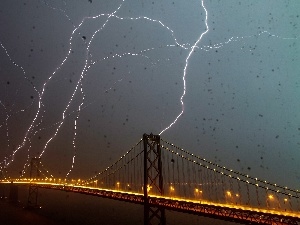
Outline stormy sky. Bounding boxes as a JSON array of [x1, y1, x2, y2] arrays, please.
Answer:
[[0, 0, 299, 191]]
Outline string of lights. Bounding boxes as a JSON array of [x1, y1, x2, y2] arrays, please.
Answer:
[[160, 143, 300, 199], [161, 138, 300, 196]]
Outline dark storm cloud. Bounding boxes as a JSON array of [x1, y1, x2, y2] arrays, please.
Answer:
[[0, 0, 299, 190]]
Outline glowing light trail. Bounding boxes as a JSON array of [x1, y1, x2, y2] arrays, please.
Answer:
[[159, 0, 209, 135], [0, 0, 298, 179]]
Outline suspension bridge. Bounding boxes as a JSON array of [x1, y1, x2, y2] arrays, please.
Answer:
[[1, 133, 300, 225]]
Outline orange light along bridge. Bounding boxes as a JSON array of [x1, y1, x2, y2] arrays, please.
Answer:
[[1, 134, 300, 225]]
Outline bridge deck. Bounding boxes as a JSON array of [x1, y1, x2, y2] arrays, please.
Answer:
[[2, 181, 300, 225]]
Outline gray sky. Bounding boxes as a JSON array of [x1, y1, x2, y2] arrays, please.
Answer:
[[0, 0, 299, 191]]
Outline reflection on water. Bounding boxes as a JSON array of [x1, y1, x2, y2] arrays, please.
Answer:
[[0, 185, 235, 225]]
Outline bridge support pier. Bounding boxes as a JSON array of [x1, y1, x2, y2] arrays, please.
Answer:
[[143, 133, 166, 225], [27, 157, 40, 208]]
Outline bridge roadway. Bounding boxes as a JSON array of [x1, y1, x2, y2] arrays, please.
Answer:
[[2, 181, 300, 225]]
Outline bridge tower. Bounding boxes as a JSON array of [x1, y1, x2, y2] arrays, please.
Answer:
[[143, 133, 166, 225], [27, 157, 40, 208]]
